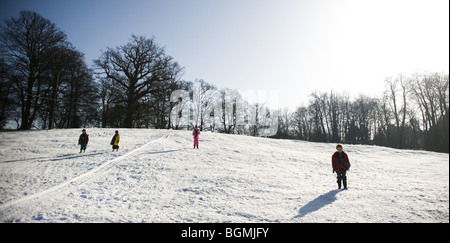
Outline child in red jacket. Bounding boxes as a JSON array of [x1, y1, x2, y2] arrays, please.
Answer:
[[332, 144, 351, 189], [192, 125, 200, 149]]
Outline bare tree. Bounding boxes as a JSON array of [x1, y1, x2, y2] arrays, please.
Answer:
[[385, 74, 408, 148], [190, 79, 218, 131], [95, 35, 183, 128], [0, 57, 13, 128], [291, 106, 310, 140]]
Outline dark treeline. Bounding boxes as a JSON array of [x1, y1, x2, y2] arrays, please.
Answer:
[[1, 11, 448, 153], [275, 71, 449, 153], [0, 11, 98, 130]]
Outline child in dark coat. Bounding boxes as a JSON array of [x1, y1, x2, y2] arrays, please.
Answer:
[[78, 129, 89, 153]]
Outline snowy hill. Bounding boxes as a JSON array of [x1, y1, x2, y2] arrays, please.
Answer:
[[0, 129, 448, 222]]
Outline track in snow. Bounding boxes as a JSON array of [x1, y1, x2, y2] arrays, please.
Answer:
[[0, 135, 167, 213]]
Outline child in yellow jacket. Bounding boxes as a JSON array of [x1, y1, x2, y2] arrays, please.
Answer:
[[110, 130, 120, 152]]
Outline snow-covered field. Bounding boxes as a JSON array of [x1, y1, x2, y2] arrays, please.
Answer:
[[0, 128, 448, 223]]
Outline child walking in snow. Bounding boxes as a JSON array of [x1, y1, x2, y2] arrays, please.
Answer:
[[332, 144, 351, 189], [78, 129, 89, 153], [111, 130, 120, 152], [193, 125, 200, 149]]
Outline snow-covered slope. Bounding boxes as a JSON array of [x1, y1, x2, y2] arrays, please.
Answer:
[[0, 129, 448, 222]]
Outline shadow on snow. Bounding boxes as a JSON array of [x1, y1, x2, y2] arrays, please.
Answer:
[[293, 189, 342, 219]]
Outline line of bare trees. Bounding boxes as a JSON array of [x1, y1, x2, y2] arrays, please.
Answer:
[[1, 11, 448, 153], [168, 80, 278, 137], [276, 72, 449, 152], [0, 11, 274, 135]]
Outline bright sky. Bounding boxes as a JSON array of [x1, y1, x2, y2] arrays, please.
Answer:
[[1, 0, 449, 110]]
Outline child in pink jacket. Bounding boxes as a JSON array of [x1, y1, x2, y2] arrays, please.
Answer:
[[193, 125, 200, 149]]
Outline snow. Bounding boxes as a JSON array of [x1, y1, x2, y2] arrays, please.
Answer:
[[0, 128, 448, 223]]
